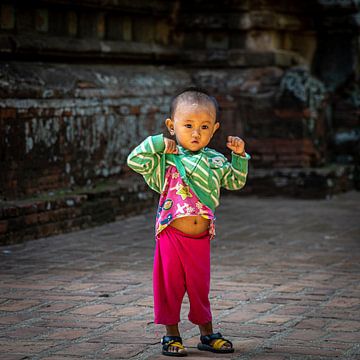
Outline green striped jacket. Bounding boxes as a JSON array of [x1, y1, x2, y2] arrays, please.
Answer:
[[127, 134, 250, 212]]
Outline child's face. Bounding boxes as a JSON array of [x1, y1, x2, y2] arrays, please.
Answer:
[[166, 100, 220, 152]]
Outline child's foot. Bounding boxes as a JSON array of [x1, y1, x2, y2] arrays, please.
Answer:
[[161, 335, 188, 357], [198, 332, 234, 353]]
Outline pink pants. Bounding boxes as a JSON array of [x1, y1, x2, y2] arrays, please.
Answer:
[[153, 225, 212, 325]]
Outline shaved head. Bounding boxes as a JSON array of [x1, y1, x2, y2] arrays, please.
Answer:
[[170, 87, 220, 121]]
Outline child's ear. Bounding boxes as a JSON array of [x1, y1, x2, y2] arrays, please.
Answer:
[[165, 118, 174, 135], [213, 122, 220, 135]]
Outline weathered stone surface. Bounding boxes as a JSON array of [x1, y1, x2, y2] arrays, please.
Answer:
[[0, 63, 192, 199]]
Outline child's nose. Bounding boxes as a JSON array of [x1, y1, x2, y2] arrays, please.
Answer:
[[192, 129, 200, 138]]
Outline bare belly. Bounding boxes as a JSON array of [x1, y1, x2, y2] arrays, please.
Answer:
[[169, 215, 210, 235]]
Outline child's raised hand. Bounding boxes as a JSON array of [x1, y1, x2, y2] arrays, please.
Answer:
[[164, 137, 178, 154], [226, 136, 246, 156]]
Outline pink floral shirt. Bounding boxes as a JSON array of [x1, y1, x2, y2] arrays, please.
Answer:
[[155, 165, 216, 240]]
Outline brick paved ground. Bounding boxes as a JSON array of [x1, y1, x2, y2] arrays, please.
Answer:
[[0, 192, 359, 360]]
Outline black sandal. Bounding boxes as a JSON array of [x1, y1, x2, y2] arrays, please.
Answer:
[[161, 335, 188, 357], [197, 332, 234, 353]]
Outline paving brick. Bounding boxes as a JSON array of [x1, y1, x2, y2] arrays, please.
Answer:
[[0, 300, 41, 311], [103, 293, 143, 305], [41, 357, 82, 360], [325, 297, 360, 308], [2, 326, 49, 339], [245, 303, 275, 313], [45, 328, 90, 340], [219, 323, 285, 339], [221, 310, 259, 322], [103, 305, 148, 317], [134, 295, 154, 307], [0, 355, 29, 360], [0, 314, 33, 325], [38, 302, 78, 312], [53, 341, 103, 356], [273, 305, 309, 316], [34, 314, 114, 328], [58, 283, 98, 291], [0, 340, 56, 354], [70, 304, 114, 315], [264, 344, 343, 357], [210, 299, 238, 310], [294, 318, 327, 329], [251, 356, 287, 360], [325, 332, 360, 343], [101, 343, 144, 358], [285, 329, 327, 341], [252, 314, 296, 325], [92, 284, 127, 293], [327, 319, 360, 332]]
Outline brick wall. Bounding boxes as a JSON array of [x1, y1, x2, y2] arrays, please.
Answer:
[[1, 61, 357, 200], [0, 0, 359, 244], [0, 63, 191, 199]]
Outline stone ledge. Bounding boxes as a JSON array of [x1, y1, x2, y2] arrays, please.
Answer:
[[0, 34, 181, 62], [240, 164, 356, 199], [0, 164, 356, 245], [0, 177, 156, 246]]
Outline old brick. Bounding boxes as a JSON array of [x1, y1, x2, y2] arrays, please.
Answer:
[[251, 356, 286, 360], [294, 318, 327, 329], [0, 300, 41, 312], [101, 343, 143, 358], [0, 314, 33, 325], [0, 4, 15, 30], [23, 213, 38, 226], [0, 108, 16, 120], [38, 302, 77, 313], [325, 297, 359, 308], [221, 310, 258, 323], [325, 332, 360, 343], [5, 326, 48, 339], [46, 328, 90, 340], [266, 344, 343, 357], [55, 342, 104, 356], [286, 329, 326, 341], [327, 320, 360, 332], [71, 304, 113, 315], [0, 340, 55, 354], [253, 314, 296, 325], [35, 8, 49, 33], [0, 220, 8, 233], [3, 206, 20, 218], [37, 212, 51, 224]]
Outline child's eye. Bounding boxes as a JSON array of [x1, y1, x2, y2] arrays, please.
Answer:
[[185, 124, 192, 128], [202, 125, 209, 129]]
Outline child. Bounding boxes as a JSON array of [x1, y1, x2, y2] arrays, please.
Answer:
[[127, 87, 250, 356]]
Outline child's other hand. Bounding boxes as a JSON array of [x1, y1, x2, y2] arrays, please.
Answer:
[[164, 137, 178, 154], [226, 136, 245, 156]]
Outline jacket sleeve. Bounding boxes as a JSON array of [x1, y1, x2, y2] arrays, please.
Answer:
[[126, 134, 165, 193], [221, 152, 251, 190]]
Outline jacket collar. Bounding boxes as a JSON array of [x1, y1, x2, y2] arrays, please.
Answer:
[[178, 145, 207, 156]]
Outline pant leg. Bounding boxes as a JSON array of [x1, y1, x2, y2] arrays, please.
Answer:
[[169, 227, 213, 325], [153, 227, 186, 325], [183, 236, 212, 324]]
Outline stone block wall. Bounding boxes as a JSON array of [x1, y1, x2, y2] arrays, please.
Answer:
[[1, 62, 348, 204], [0, 63, 191, 199], [0, 0, 359, 244]]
